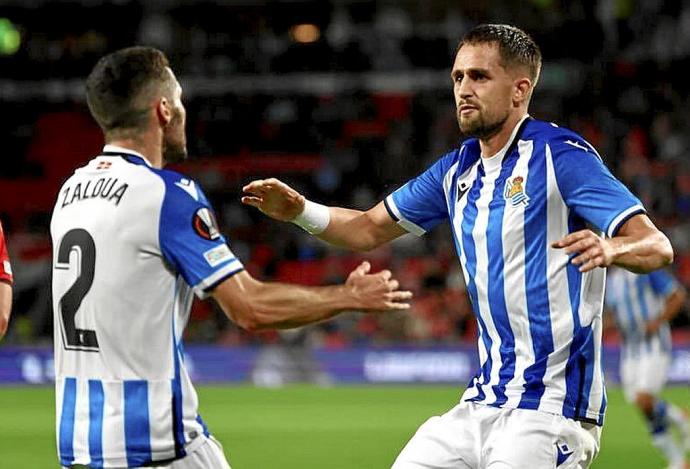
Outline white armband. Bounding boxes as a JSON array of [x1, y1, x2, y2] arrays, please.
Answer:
[[291, 199, 330, 235]]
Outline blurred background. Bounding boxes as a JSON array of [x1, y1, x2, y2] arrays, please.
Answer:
[[0, 1, 689, 467]]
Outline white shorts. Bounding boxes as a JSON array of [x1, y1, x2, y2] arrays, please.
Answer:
[[620, 341, 671, 402], [392, 402, 600, 469], [64, 437, 231, 469]]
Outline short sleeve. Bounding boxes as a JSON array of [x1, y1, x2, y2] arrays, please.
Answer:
[[550, 140, 645, 237], [0, 222, 12, 283], [158, 175, 243, 298], [648, 270, 677, 297], [385, 152, 456, 236]]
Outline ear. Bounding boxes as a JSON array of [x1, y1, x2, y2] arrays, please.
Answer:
[[156, 97, 172, 127], [513, 78, 532, 105]]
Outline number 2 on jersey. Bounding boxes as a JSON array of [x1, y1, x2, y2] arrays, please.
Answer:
[[55, 228, 99, 351]]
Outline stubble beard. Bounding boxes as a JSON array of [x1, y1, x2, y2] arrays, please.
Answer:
[[457, 108, 509, 141]]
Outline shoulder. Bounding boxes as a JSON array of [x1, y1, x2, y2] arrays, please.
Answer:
[[524, 119, 602, 161], [143, 167, 209, 206]]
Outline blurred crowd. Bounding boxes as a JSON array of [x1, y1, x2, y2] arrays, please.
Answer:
[[1, 0, 690, 346]]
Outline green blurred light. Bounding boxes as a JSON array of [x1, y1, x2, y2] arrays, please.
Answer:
[[0, 18, 20, 56]]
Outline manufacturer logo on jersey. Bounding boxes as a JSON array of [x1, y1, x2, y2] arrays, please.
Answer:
[[193, 207, 221, 241], [457, 180, 470, 202], [556, 442, 574, 466], [504, 176, 529, 207], [175, 179, 199, 201], [203, 244, 233, 267]]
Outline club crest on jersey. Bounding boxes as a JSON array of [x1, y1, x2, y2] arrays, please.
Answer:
[[504, 176, 529, 207], [192, 208, 221, 241]]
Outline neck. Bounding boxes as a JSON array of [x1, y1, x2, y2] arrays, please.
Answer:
[[479, 110, 527, 158], [106, 133, 163, 168]]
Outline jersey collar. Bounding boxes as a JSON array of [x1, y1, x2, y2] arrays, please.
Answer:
[[481, 114, 531, 173], [101, 144, 154, 167]]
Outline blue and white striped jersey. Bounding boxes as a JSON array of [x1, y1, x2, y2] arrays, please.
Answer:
[[51, 145, 244, 467], [605, 268, 676, 351], [385, 116, 645, 425]]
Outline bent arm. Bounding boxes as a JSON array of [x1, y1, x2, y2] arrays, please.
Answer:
[[317, 202, 407, 251], [609, 214, 674, 273], [0, 281, 12, 341], [659, 286, 687, 324]]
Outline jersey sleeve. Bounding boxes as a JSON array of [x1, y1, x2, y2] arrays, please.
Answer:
[[550, 139, 645, 237], [384, 151, 456, 236], [0, 222, 12, 283], [648, 270, 677, 297], [158, 174, 243, 299]]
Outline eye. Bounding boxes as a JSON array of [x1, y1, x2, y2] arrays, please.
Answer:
[[454, 74, 463, 83]]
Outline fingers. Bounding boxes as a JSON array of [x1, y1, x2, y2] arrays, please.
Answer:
[[354, 261, 371, 276], [379, 269, 392, 281], [387, 290, 413, 300], [551, 229, 594, 249], [240, 196, 263, 207], [242, 178, 291, 196]]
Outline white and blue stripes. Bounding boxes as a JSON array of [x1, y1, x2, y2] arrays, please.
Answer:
[[387, 117, 644, 425], [606, 268, 676, 353]]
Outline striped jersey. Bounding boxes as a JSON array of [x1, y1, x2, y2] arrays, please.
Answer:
[[605, 268, 676, 354], [385, 116, 644, 425], [51, 145, 244, 468], [0, 221, 12, 283]]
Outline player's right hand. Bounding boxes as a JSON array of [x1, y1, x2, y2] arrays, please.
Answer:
[[242, 178, 305, 222], [345, 261, 412, 311]]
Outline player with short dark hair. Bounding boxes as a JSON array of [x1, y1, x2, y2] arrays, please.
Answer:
[[243, 24, 674, 468], [0, 221, 13, 341], [51, 46, 411, 469]]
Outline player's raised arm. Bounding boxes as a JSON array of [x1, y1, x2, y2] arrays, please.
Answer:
[[242, 178, 407, 251], [552, 214, 673, 274], [211, 261, 411, 331]]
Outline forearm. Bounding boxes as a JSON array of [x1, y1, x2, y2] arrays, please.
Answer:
[[610, 230, 673, 273], [240, 282, 356, 331], [659, 289, 686, 323], [317, 207, 386, 251]]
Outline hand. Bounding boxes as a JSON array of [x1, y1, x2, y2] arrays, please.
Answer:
[[644, 318, 663, 335], [551, 229, 615, 273], [345, 261, 412, 311], [242, 178, 305, 222]]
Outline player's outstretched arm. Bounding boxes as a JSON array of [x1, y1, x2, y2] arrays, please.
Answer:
[[0, 281, 11, 341], [551, 214, 673, 274], [242, 178, 406, 251], [211, 261, 412, 331]]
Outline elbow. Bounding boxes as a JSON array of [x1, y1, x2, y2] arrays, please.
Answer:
[[659, 234, 674, 267]]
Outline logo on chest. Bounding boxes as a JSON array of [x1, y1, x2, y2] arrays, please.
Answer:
[[504, 176, 530, 207]]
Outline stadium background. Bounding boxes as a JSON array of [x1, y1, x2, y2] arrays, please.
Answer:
[[0, 0, 689, 467]]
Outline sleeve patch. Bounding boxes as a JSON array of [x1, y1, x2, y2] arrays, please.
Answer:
[[203, 244, 234, 267], [193, 208, 221, 240]]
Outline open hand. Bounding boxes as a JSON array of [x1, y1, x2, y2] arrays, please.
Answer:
[[552, 229, 615, 273], [242, 178, 305, 222], [345, 261, 412, 311]]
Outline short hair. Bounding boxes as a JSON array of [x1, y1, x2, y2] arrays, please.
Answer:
[[85, 46, 172, 134], [458, 24, 542, 85]]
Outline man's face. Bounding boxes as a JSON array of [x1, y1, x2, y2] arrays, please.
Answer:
[[451, 42, 516, 140], [162, 69, 188, 165]]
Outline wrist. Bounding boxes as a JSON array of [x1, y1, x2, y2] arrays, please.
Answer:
[[291, 199, 330, 235]]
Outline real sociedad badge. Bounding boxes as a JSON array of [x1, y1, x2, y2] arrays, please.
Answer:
[[504, 176, 530, 207]]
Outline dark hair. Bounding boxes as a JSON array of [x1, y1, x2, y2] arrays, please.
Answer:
[[85, 46, 172, 134], [458, 24, 542, 84]]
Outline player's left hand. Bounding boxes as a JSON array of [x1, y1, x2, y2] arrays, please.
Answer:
[[552, 229, 615, 273]]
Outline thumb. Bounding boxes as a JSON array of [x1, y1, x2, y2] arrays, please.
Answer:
[[354, 261, 371, 276]]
